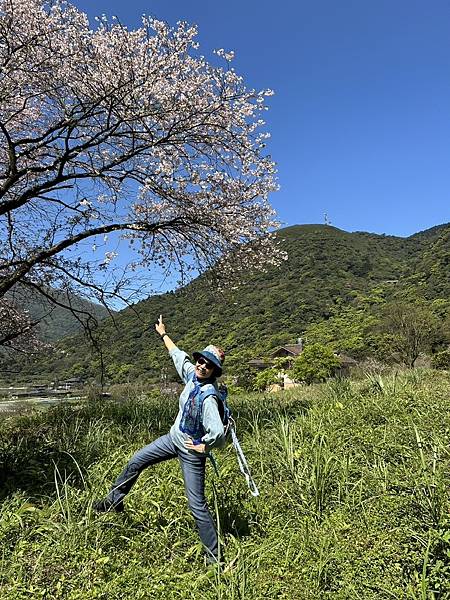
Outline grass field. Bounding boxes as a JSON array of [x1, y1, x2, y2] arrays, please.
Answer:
[[0, 369, 449, 599]]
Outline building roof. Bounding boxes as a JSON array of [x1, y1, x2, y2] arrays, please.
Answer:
[[336, 353, 358, 366], [270, 344, 303, 357]]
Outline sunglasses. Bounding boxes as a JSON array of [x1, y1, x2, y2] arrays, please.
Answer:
[[197, 357, 214, 370]]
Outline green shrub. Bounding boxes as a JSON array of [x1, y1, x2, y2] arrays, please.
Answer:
[[252, 367, 281, 391], [431, 348, 450, 370], [290, 343, 340, 384]]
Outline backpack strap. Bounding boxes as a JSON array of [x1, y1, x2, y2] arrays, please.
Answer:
[[198, 383, 217, 404], [199, 384, 230, 430]]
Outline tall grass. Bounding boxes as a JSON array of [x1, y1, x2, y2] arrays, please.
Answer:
[[0, 370, 449, 599]]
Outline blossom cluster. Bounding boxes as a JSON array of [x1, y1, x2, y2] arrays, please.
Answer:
[[0, 298, 45, 352], [0, 0, 285, 319]]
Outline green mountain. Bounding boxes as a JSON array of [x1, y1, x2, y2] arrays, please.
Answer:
[[6, 223, 450, 382], [7, 285, 113, 343]]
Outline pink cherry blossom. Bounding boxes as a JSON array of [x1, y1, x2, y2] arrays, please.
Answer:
[[0, 298, 46, 352], [0, 0, 285, 344]]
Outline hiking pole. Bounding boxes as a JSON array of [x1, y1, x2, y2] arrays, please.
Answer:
[[229, 421, 259, 497]]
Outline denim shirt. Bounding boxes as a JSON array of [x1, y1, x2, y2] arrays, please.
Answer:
[[169, 346, 226, 455]]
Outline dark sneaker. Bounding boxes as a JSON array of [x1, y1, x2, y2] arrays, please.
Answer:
[[93, 499, 124, 513]]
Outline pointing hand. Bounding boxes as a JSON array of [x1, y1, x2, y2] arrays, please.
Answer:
[[155, 314, 166, 336]]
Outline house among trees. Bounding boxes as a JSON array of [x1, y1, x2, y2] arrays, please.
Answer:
[[57, 377, 84, 390], [248, 358, 269, 371], [270, 338, 304, 367], [248, 339, 304, 372], [249, 338, 358, 391]]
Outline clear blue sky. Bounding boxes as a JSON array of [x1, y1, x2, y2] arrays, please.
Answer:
[[74, 0, 450, 237]]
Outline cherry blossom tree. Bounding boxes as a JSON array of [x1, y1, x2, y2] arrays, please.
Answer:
[[0, 0, 283, 347], [0, 297, 44, 352]]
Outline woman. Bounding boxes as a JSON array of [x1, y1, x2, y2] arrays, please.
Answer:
[[94, 315, 226, 564]]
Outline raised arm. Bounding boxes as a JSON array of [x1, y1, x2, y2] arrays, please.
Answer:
[[155, 314, 176, 353], [155, 315, 195, 382]]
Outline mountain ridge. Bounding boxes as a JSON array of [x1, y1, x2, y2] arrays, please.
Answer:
[[7, 284, 114, 343], [5, 222, 450, 383]]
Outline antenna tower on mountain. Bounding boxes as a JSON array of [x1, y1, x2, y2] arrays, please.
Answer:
[[324, 213, 331, 226]]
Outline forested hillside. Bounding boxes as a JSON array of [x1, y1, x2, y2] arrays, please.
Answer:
[[7, 285, 113, 343], [5, 223, 449, 383]]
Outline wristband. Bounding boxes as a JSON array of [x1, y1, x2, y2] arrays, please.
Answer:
[[160, 333, 168, 340]]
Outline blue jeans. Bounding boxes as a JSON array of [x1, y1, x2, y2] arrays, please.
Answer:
[[106, 433, 218, 560]]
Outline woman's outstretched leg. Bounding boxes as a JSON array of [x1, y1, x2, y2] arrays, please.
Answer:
[[94, 433, 177, 512]]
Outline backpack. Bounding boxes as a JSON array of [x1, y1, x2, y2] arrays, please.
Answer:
[[199, 381, 232, 438]]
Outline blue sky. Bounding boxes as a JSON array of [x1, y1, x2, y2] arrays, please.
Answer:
[[74, 0, 450, 237]]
